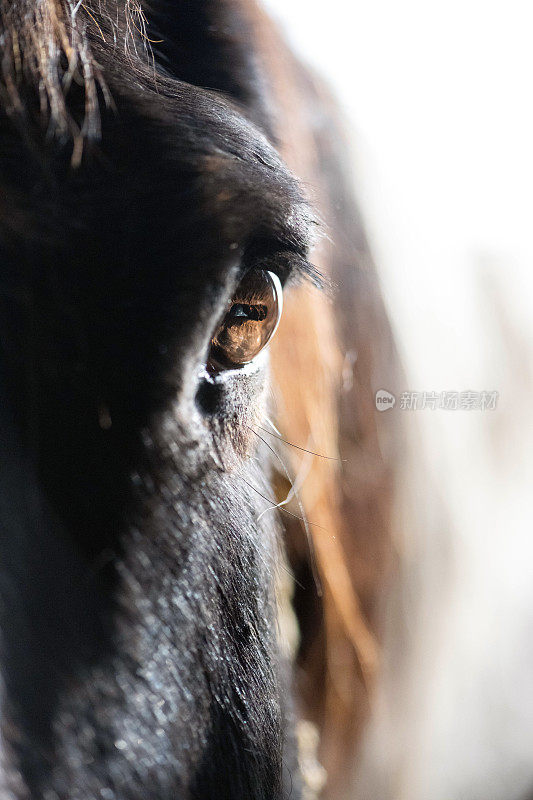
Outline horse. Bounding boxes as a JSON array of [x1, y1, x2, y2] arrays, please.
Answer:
[[0, 1, 401, 797]]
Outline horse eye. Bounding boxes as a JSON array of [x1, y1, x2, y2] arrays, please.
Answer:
[[209, 269, 283, 369]]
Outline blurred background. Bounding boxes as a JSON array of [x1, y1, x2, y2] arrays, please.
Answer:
[[263, 3, 533, 799]]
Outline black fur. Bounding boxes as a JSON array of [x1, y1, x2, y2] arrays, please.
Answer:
[[0, 2, 313, 797]]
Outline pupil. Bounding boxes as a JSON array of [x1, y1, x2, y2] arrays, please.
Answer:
[[229, 303, 267, 322]]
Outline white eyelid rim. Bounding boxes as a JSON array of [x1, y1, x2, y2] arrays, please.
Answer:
[[265, 270, 283, 344], [199, 347, 268, 384]]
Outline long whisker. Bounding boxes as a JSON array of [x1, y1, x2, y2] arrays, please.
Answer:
[[281, 444, 314, 507], [247, 425, 322, 596], [263, 416, 282, 436], [238, 476, 328, 532], [254, 425, 345, 462], [239, 505, 306, 593]]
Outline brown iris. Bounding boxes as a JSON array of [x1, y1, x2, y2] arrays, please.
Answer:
[[209, 269, 283, 368]]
